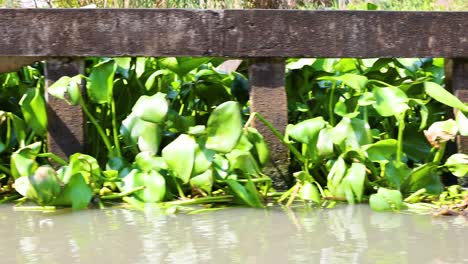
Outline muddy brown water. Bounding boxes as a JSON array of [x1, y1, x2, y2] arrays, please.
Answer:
[[0, 204, 467, 264]]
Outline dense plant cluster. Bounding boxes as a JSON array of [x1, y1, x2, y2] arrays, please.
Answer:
[[0, 57, 467, 213]]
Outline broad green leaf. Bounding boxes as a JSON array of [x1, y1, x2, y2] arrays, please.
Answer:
[[319, 74, 368, 91], [162, 134, 196, 183], [363, 139, 397, 162], [245, 127, 270, 167], [10, 142, 41, 179], [53, 173, 92, 210], [28, 165, 61, 205], [63, 153, 101, 185], [384, 161, 411, 189], [14, 176, 37, 200], [206, 101, 242, 153], [47, 76, 70, 100], [287, 117, 326, 144], [227, 151, 262, 176], [299, 182, 321, 203], [132, 92, 168, 124], [192, 140, 215, 176], [372, 86, 409, 117], [331, 118, 372, 149], [20, 88, 48, 136], [445, 154, 468, 177], [317, 128, 334, 158], [401, 163, 443, 195], [86, 60, 116, 104], [66, 76, 83, 105], [122, 169, 166, 202], [286, 58, 316, 70], [343, 163, 366, 203], [9, 113, 26, 146], [145, 69, 173, 91], [334, 97, 360, 118], [160, 57, 211, 76], [369, 188, 403, 211], [131, 119, 162, 155], [327, 157, 347, 196], [190, 169, 213, 194], [424, 82, 468, 112], [134, 152, 167, 172]]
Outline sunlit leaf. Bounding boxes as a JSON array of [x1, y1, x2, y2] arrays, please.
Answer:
[[122, 169, 166, 202], [401, 163, 442, 195], [190, 169, 213, 194], [19, 88, 48, 136], [372, 86, 409, 117], [445, 154, 468, 177], [206, 101, 242, 153], [343, 163, 366, 203], [53, 173, 92, 210], [132, 92, 168, 124], [226, 179, 263, 208], [424, 82, 468, 112], [28, 165, 61, 205], [287, 117, 326, 144], [369, 188, 403, 211], [363, 139, 397, 162], [299, 181, 321, 203], [87, 60, 116, 104], [10, 142, 41, 179], [162, 134, 196, 183], [245, 127, 270, 167]]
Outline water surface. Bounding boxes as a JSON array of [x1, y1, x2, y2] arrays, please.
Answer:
[[1, 204, 467, 263]]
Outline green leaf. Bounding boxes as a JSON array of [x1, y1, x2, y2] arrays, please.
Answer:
[[372, 86, 409, 117], [62, 153, 101, 185], [28, 165, 62, 205], [145, 69, 173, 91], [19, 88, 48, 136], [130, 119, 162, 155], [10, 142, 41, 179], [445, 154, 468, 177], [299, 182, 321, 203], [160, 57, 211, 76], [424, 82, 468, 112], [317, 128, 334, 158], [132, 92, 168, 124], [206, 101, 242, 153], [384, 161, 411, 189], [369, 188, 403, 211], [245, 127, 270, 167], [14, 176, 37, 201], [47, 76, 70, 100], [401, 163, 443, 195], [225, 179, 263, 208], [87, 60, 116, 104], [343, 163, 366, 203], [363, 139, 397, 162], [162, 134, 196, 183], [122, 169, 166, 203], [327, 157, 347, 197], [134, 152, 167, 172], [192, 140, 215, 176], [190, 169, 214, 194], [53, 173, 92, 210], [319, 74, 368, 91], [287, 117, 326, 144]]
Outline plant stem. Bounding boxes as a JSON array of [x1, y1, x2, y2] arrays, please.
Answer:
[[0, 194, 21, 204], [253, 112, 305, 163], [0, 164, 11, 175], [162, 195, 233, 206], [37, 153, 68, 166], [100, 186, 146, 200], [79, 98, 115, 158], [433, 141, 447, 164], [328, 81, 337, 126], [110, 100, 122, 157], [396, 112, 406, 163]]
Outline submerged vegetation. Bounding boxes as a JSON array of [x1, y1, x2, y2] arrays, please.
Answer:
[[0, 57, 467, 215]]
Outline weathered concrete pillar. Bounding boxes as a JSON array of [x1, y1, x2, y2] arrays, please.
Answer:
[[249, 58, 289, 190], [45, 58, 85, 161], [0, 56, 44, 74], [445, 59, 468, 186]]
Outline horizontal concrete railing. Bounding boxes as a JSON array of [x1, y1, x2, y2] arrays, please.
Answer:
[[1, 9, 468, 58], [0, 9, 467, 185]]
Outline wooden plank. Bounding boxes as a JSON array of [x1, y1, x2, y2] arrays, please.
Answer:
[[446, 59, 468, 186], [0, 56, 44, 74], [0, 9, 467, 58], [249, 59, 289, 189], [45, 58, 85, 161]]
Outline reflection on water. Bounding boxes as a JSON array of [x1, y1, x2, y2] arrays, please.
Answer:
[[0, 204, 467, 264]]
